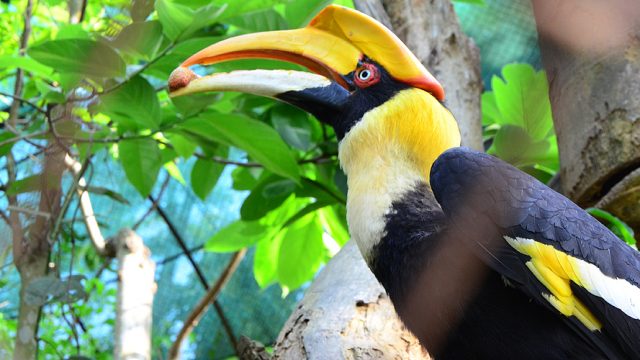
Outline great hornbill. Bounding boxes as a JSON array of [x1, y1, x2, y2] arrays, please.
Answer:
[[169, 5, 640, 359]]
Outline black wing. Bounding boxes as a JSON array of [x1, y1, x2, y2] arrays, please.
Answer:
[[430, 147, 640, 359]]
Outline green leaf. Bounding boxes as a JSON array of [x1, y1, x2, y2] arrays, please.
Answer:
[[227, 8, 289, 32], [318, 205, 349, 246], [180, 112, 300, 181], [213, 0, 290, 20], [270, 104, 313, 151], [119, 138, 163, 197], [0, 55, 54, 79], [277, 213, 325, 290], [491, 64, 553, 140], [231, 167, 261, 190], [205, 220, 269, 252], [167, 133, 197, 158], [241, 175, 295, 220], [164, 161, 186, 185], [6, 174, 41, 196], [191, 158, 225, 200], [285, 0, 331, 28], [295, 177, 346, 204], [156, 0, 225, 41], [56, 24, 90, 40], [281, 201, 332, 229], [253, 231, 285, 288], [587, 208, 636, 247], [489, 125, 550, 167], [0, 132, 15, 157], [28, 39, 126, 79], [111, 21, 163, 59], [481, 91, 500, 126], [171, 93, 221, 118], [98, 76, 161, 131]]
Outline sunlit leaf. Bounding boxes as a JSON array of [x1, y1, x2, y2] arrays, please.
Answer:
[[253, 230, 285, 288], [227, 8, 289, 32], [491, 63, 553, 140], [318, 205, 349, 246], [285, 0, 331, 28], [277, 213, 325, 289], [166, 133, 197, 158], [205, 220, 270, 252]]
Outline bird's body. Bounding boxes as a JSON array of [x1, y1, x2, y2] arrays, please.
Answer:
[[170, 5, 640, 358]]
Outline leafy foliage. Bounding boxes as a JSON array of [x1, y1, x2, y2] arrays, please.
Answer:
[[0, 0, 353, 357], [482, 63, 558, 183], [587, 208, 637, 248]]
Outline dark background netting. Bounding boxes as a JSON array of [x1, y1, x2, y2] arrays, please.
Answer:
[[0, 0, 542, 358]]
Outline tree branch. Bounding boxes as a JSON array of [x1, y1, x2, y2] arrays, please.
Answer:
[[0, 90, 47, 114], [168, 249, 246, 360], [63, 154, 115, 257], [151, 197, 240, 355]]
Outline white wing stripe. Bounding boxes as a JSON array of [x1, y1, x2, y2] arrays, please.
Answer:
[[575, 259, 640, 320]]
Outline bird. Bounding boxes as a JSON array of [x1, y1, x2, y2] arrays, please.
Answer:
[[168, 5, 640, 359]]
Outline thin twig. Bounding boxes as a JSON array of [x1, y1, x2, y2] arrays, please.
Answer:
[[7, 205, 50, 219], [132, 174, 171, 231], [99, 43, 176, 96], [0, 90, 47, 114], [49, 156, 90, 244], [156, 244, 205, 266], [167, 249, 246, 360], [0, 130, 48, 148], [151, 197, 240, 353]]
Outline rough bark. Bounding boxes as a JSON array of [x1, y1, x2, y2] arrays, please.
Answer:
[[532, 0, 640, 237], [13, 105, 69, 360], [273, 1, 483, 358], [114, 229, 156, 360], [273, 242, 429, 360]]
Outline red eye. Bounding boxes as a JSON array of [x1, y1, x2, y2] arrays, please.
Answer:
[[354, 63, 380, 88]]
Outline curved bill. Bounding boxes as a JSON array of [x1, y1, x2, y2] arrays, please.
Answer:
[[168, 5, 444, 100], [169, 68, 331, 98]]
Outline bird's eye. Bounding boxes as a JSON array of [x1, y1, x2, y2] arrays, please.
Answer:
[[354, 64, 380, 88], [358, 69, 371, 81]]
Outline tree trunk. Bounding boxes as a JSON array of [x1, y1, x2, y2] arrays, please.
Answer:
[[531, 0, 640, 236], [273, 1, 483, 358], [13, 105, 69, 360], [114, 229, 156, 360]]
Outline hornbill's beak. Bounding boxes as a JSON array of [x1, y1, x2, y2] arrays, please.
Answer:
[[168, 5, 444, 120]]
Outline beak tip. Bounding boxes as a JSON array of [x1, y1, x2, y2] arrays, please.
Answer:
[[169, 67, 199, 93]]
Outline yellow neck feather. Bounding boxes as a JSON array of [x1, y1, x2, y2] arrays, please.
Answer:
[[337, 88, 461, 261], [338, 88, 461, 184]]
